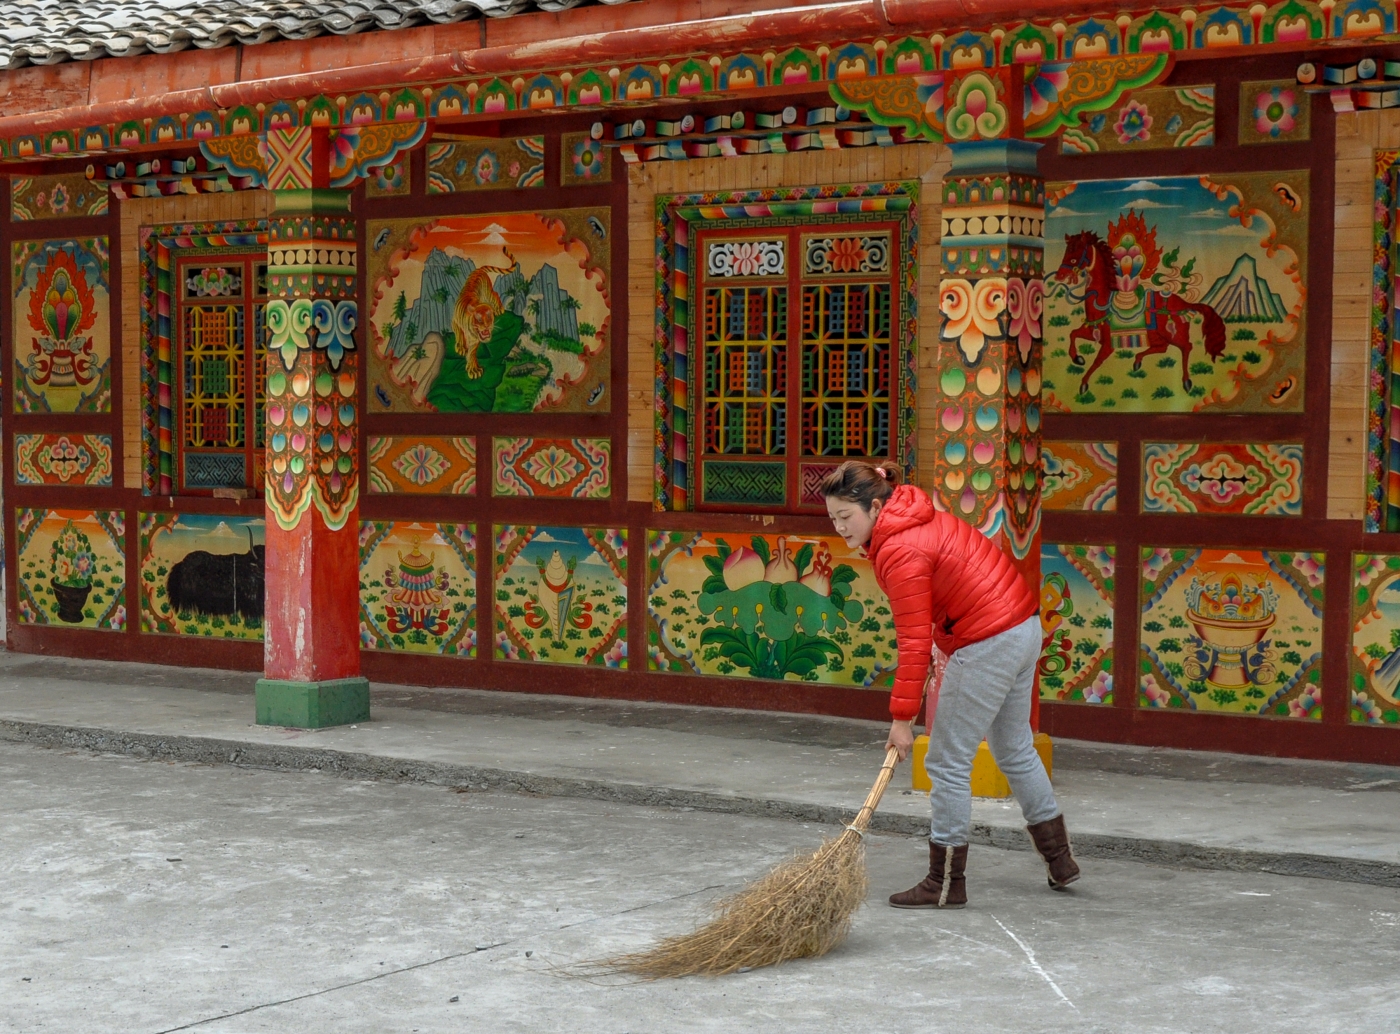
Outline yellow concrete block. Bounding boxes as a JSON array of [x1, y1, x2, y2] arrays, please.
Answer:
[[910, 733, 1054, 797]]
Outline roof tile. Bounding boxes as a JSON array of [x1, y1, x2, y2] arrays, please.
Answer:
[[0, 0, 634, 69]]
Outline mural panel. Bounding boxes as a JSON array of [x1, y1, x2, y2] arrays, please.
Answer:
[[14, 433, 113, 486], [1140, 548, 1322, 718], [492, 437, 610, 498], [1142, 442, 1303, 516], [1350, 554, 1400, 727], [426, 138, 545, 193], [561, 133, 611, 186], [1042, 441, 1117, 511], [11, 173, 108, 221], [494, 526, 626, 667], [1044, 172, 1307, 414], [15, 508, 125, 630], [367, 436, 476, 495], [1240, 81, 1310, 145], [360, 522, 477, 656], [139, 513, 264, 639], [365, 152, 411, 197], [1039, 544, 1115, 705], [13, 237, 111, 413], [1060, 86, 1214, 153], [368, 211, 611, 414], [647, 531, 895, 687]]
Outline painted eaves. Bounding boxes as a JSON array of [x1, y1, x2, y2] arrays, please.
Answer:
[[0, 0, 634, 69]]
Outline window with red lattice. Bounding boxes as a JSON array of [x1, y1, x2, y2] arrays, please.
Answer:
[[695, 224, 898, 511]]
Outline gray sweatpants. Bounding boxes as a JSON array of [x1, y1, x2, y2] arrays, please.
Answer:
[[925, 614, 1061, 846]]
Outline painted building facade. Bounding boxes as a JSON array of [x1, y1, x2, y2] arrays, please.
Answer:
[[0, 0, 1398, 763]]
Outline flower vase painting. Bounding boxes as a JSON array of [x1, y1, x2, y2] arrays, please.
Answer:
[[1140, 548, 1323, 718], [367, 212, 610, 414], [647, 531, 896, 687], [15, 508, 125, 630]]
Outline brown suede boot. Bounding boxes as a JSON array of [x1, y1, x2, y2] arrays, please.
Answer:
[[888, 842, 968, 909], [1027, 814, 1080, 889]]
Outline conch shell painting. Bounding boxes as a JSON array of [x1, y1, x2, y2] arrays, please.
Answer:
[[494, 525, 628, 668]]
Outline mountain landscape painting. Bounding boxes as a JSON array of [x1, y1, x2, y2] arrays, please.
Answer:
[[1042, 172, 1308, 413], [367, 211, 611, 413]]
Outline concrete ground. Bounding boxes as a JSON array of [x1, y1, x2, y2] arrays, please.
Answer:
[[2, 654, 1398, 887], [4, 740, 1399, 1034]]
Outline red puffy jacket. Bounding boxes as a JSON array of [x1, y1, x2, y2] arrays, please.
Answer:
[[866, 484, 1038, 721]]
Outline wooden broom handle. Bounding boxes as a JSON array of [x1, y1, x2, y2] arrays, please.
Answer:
[[848, 747, 901, 834]]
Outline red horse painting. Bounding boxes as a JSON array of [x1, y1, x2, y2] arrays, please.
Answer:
[[1050, 214, 1226, 398]]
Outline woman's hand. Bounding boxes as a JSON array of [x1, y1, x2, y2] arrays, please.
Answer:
[[886, 719, 915, 761]]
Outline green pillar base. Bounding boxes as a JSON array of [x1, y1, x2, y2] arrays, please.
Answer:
[[255, 676, 370, 729]]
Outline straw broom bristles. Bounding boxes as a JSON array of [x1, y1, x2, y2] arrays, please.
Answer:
[[600, 748, 901, 978]]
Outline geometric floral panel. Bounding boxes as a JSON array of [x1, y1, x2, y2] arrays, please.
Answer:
[[365, 152, 411, 198], [139, 513, 264, 639], [359, 521, 476, 656], [495, 525, 626, 668], [1039, 544, 1115, 705], [15, 508, 125, 630], [366, 210, 610, 414], [367, 436, 476, 495], [426, 138, 545, 193], [1060, 85, 1214, 154], [1043, 172, 1307, 414], [1350, 554, 1400, 727], [14, 433, 113, 485], [1140, 547, 1322, 719], [561, 132, 611, 186], [646, 530, 895, 688], [1042, 441, 1117, 511], [1142, 442, 1302, 515], [1240, 80, 1310, 145], [11, 173, 108, 221], [492, 437, 610, 498], [13, 237, 111, 413]]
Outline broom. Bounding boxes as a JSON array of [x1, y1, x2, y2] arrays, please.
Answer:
[[602, 746, 902, 978]]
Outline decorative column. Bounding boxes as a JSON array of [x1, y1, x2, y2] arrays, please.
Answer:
[[934, 137, 1044, 589], [935, 138, 1046, 739], [254, 126, 368, 728]]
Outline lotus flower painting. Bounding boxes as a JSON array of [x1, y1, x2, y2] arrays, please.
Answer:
[[647, 531, 895, 687], [12, 237, 111, 413]]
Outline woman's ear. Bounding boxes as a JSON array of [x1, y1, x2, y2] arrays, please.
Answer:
[[868, 497, 884, 521]]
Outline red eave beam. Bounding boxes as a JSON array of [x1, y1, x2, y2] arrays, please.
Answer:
[[0, 0, 1149, 142]]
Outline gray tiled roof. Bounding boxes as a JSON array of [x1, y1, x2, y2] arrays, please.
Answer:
[[0, 0, 633, 69]]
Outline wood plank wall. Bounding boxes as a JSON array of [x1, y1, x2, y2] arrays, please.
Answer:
[[1330, 111, 1395, 522], [624, 144, 952, 506], [117, 190, 273, 489]]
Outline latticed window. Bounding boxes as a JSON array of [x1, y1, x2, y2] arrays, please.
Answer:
[[695, 225, 897, 511], [177, 256, 268, 493]]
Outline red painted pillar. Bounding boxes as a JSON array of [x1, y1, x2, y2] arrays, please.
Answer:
[[254, 126, 368, 727], [935, 138, 1045, 729]]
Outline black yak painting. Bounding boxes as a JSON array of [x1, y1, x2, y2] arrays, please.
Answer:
[[166, 526, 265, 621]]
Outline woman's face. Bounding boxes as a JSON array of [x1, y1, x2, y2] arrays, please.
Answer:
[[826, 496, 883, 549]]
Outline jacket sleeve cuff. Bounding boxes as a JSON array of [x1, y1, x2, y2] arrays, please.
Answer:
[[889, 698, 922, 722]]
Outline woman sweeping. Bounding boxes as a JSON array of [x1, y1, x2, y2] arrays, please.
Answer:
[[820, 461, 1080, 909]]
